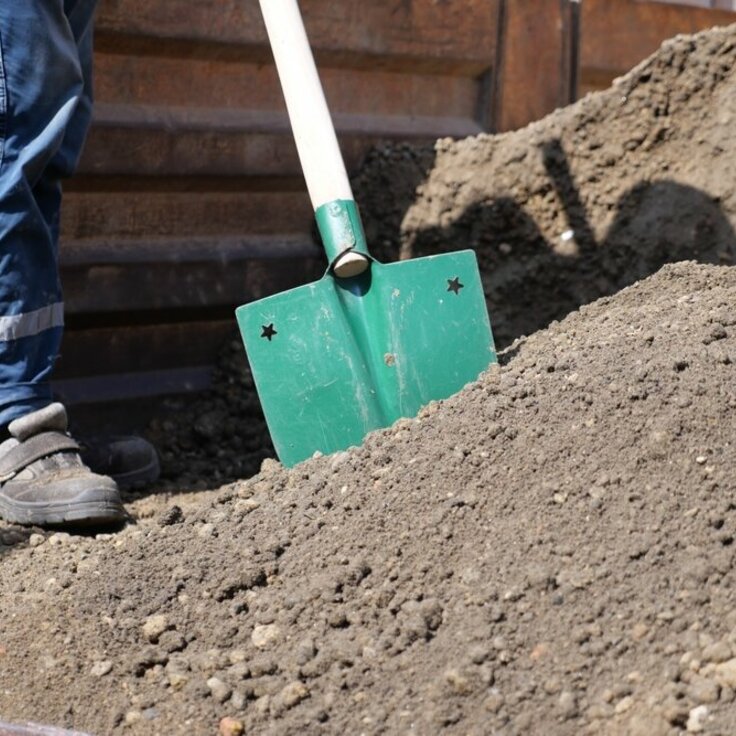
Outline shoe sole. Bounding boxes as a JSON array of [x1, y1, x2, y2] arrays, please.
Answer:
[[0, 496, 126, 528]]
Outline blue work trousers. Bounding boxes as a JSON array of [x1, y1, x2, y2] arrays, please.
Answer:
[[0, 0, 98, 426]]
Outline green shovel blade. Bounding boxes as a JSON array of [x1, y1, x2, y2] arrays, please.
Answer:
[[236, 251, 496, 467]]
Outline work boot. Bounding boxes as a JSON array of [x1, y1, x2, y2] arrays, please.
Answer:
[[0, 403, 125, 527], [78, 434, 160, 491]]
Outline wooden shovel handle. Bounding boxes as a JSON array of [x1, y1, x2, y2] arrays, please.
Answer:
[[258, 0, 353, 211]]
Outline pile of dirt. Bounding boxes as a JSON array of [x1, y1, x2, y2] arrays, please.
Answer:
[[148, 24, 736, 488], [2, 22, 736, 736], [0, 260, 734, 736]]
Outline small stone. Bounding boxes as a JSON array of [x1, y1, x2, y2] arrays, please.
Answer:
[[631, 622, 649, 640], [260, 457, 281, 475], [686, 705, 709, 733], [558, 690, 578, 719], [251, 623, 280, 649], [530, 643, 549, 660], [90, 660, 113, 677], [329, 452, 350, 471], [48, 533, 71, 546], [701, 641, 732, 664], [124, 710, 141, 725], [249, 657, 277, 677], [159, 631, 187, 654], [586, 704, 613, 720], [615, 695, 634, 714], [600, 689, 615, 704], [207, 676, 233, 704], [231, 691, 246, 710], [228, 649, 248, 665], [228, 662, 249, 680], [29, 534, 45, 547], [0, 529, 26, 546], [142, 615, 170, 643], [687, 675, 720, 704], [159, 505, 184, 526], [662, 697, 690, 725], [628, 712, 671, 736], [142, 708, 159, 721], [167, 672, 189, 689], [197, 523, 215, 538], [254, 695, 271, 715], [468, 644, 490, 664], [219, 716, 245, 736], [235, 498, 261, 515], [278, 681, 309, 709], [484, 690, 504, 713], [714, 658, 736, 689], [444, 668, 473, 695]]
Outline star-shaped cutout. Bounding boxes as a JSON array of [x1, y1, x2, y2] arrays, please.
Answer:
[[261, 323, 277, 341], [447, 277, 464, 295]]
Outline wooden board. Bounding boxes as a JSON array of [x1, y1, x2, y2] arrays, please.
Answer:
[[95, 0, 500, 72], [78, 104, 482, 178], [580, 0, 736, 93], [61, 241, 322, 313], [494, 0, 579, 133], [62, 190, 312, 240], [57, 321, 235, 378]]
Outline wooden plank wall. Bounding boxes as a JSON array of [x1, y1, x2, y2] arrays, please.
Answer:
[[495, 0, 736, 132], [56, 0, 504, 402], [579, 0, 736, 95]]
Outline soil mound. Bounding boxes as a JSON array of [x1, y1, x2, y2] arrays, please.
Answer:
[[2, 23, 736, 736], [1, 261, 735, 736]]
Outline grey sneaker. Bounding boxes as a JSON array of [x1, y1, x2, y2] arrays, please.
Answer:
[[0, 403, 125, 527]]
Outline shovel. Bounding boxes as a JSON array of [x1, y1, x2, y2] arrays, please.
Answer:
[[236, 0, 497, 467]]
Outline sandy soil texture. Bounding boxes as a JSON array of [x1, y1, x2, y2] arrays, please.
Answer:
[[0, 23, 735, 736]]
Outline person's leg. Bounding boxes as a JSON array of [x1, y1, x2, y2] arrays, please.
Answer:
[[0, 2, 127, 526], [0, 0, 98, 427], [33, 0, 98, 251]]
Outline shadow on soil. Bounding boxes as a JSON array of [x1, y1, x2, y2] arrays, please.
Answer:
[[406, 138, 736, 349]]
